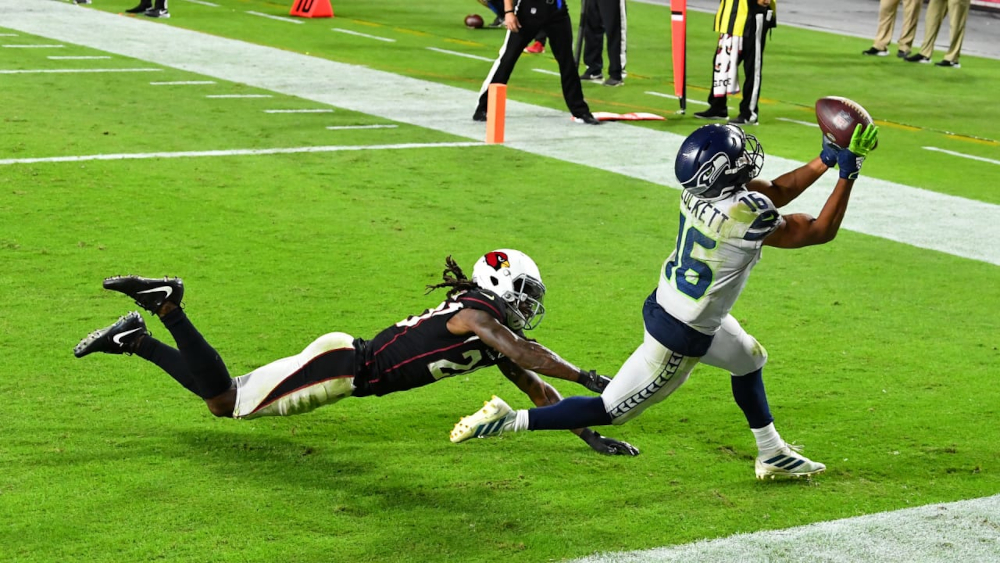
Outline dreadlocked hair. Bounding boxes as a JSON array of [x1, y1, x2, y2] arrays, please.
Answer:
[[425, 255, 479, 297]]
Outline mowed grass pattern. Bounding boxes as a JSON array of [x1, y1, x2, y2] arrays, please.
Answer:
[[1, 2, 999, 562]]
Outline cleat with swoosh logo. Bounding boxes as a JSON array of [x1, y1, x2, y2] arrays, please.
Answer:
[[74, 312, 148, 358], [103, 275, 184, 313]]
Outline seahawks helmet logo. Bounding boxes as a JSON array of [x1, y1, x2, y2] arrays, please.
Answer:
[[688, 152, 732, 191]]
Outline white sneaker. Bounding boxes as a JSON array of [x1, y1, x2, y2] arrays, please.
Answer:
[[450, 396, 514, 443], [755, 443, 826, 480]]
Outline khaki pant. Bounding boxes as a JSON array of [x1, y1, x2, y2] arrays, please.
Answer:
[[872, 0, 922, 52], [918, 0, 972, 62]]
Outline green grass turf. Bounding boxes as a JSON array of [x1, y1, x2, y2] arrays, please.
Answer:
[[1, 3, 1000, 562]]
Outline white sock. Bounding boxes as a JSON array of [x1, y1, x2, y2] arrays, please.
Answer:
[[501, 409, 530, 433], [752, 423, 784, 456]]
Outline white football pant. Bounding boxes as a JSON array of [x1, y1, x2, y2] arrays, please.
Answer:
[[601, 314, 768, 424]]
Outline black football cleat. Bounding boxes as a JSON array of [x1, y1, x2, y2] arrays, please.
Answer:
[[103, 275, 184, 313], [74, 312, 148, 358], [472, 108, 487, 122], [572, 113, 602, 125]]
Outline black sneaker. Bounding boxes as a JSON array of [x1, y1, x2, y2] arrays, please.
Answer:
[[861, 47, 887, 56], [602, 77, 624, 87], [935, 59, 961, 68], [487, 16, 504, 28], [897, 50, 909, 58], [580, 70, 603, 82], [572, 113, 602, 125], [144, 7, 170, 17], [694, 108, 729, 120], [74, 312, 148, 358], [103, 275, 184, 313], [472, 108, 487, 122], [125, 2, 151, 12], [905, 53, 930, 63], [728, 115, 758, 126]]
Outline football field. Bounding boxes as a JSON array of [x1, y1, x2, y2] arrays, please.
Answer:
[[2, 1, 999, 562]]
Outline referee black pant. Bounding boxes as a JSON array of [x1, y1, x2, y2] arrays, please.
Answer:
[[707, 9, 769, 121], [475, 8, 590, 118], [582, 0, 627, 80]]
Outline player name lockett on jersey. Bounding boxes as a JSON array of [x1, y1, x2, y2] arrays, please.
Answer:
[[681, 190, 731, 234]]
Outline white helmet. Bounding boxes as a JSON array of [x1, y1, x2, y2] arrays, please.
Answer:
[[471, 249, 546, 331]]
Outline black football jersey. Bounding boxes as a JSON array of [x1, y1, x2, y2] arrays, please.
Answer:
[[352, 290, 510, 397]]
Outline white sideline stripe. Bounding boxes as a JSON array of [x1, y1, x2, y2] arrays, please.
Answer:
[[206, 94, 273, 98], [263, 108, 333, 113], [426, 47, 493, 62], [326, 124, 398, 130], [569, 494, 1000, 563], [644, 91, 710, 107], [2, 43, 63, 48], [0, 33, 18, 37], [181, 0, 219, 6], [0, 68, 160, 74], [150, 80, 214, 85], [332, 28, 395, 42], [532, 68, 560, 76], [924, 146, 1000, 166], [4, 1, 1000, 267], [48, 55, 111, 60], [245, 11, 303, 24], [0, 142, 482, 166], [777, 117, 820, 128]]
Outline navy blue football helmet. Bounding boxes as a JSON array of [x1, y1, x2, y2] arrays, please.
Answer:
[[674, 124, 764, 199]]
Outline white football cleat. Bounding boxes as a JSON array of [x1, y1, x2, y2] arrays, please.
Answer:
[[755, 443, 826, 480], [450, 396, 514, 444]]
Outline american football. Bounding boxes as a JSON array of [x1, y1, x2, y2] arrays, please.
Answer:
[[464, 13, 484, 28], [815, 96, 875, 148]]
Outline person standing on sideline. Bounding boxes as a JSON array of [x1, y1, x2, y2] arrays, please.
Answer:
[[451, 124, 881, 481], [862, 0, 922, 58], [125, 0, 169, 17], [905, 0, 971, 67], [694, 0, 776, 125], [473, 0, 601, 124], [580, 0, 628, 87]]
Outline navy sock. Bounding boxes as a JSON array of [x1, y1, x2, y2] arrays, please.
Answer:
[[731, 368, 774, 429], [160, 308, 233, 399], [135, 335, 201, 397], [527, 396, 612, 430]]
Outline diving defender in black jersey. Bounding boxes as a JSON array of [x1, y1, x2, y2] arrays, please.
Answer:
[[74, 249, 639, 456]]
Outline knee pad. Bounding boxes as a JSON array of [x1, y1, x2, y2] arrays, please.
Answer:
[[301, 332, 355, 357]]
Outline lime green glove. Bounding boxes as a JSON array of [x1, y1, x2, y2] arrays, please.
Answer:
[[838, 124, 879, 180]]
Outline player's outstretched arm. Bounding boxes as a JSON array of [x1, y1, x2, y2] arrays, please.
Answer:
[[449, 308, 605, 389], [498, 361, 640, 456], [763, 124, 879, 249], [749, 156, 829, 209]]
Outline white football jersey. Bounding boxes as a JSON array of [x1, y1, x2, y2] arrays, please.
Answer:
[[656, 187, 783, 334]]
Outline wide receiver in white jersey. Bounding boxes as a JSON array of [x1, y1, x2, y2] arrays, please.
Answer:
[[451, 122, 880, 480]]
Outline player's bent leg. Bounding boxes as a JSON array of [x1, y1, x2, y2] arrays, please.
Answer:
[[602, 330, 701, 425], [233, 332, 357, 419]]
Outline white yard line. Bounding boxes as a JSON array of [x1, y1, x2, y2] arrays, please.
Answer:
[[206, 94, 273, 98], [0, 33, 19, 37], [326, 124, 398, 130], [569, 494, 1000, 563], [332, 28, 395, 42], [2, 43, 63, 48], [924, 146, 1000, 166], [0, 68, 160, 74], [150, 80, 214, 85], [777, 117, 820, 128], [531, 68, 560, 76], [426, 47, 493, 62], [4, 0, 1000, 268], [0, 142, 482, 166], [47, 55, 111, 60], [181, 0, 219, 6], [263, 108, 334, 113], [645, 91, 710, 107], [245, 11, 303, 24]]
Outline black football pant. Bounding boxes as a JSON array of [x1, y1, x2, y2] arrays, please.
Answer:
[[135, 308, 233, 400], [706, 9, 769, 120], [475, 9, 590, 118], [582, 0, 627, 80]]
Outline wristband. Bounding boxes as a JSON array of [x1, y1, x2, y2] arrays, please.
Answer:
[[504, 9, 515, 13]]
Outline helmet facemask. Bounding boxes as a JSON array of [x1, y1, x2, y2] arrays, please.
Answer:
[[470, 249, 547, 331], [505, 274, 546, 331]]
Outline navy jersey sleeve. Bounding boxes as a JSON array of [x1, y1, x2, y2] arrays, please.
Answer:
[[455, 290, 507, 323]]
